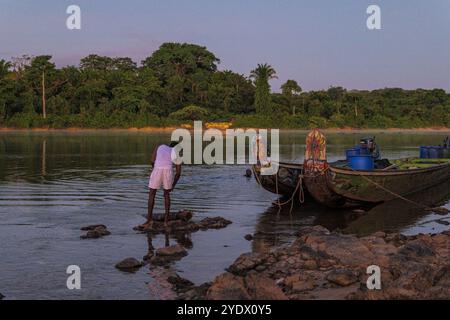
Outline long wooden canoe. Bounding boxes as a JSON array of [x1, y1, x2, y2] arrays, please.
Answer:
[[303, 158, 450, 208]]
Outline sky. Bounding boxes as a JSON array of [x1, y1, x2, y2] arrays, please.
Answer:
[[0, 0, 449, 91]]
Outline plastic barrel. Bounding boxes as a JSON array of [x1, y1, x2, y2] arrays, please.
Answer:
[[348, 154, 374, 170], [419, 146, 429, 159], [346, 148, 360, 160], [428, 146, 443, 159]]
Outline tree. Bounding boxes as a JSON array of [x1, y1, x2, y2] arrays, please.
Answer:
[[0, 60, 12, 78], [250, 63, 277, 115], [327, 86, 346, 115], [281, 79, 302, 115], [23, 55, 56, 119]]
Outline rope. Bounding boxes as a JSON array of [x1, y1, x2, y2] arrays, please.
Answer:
[[349, 168, 449, 214]]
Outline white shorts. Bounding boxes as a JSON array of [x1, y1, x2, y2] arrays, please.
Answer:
[[148, 167, 173, 190]]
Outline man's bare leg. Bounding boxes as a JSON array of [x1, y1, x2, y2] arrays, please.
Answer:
[[137, 189, 156, 230], [163, 189, 171, 226]]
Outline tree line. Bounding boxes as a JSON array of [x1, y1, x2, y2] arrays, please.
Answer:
[[0, 42, 448, 129]]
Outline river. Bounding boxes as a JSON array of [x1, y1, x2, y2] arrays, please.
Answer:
[[0, 130, 449, 299]]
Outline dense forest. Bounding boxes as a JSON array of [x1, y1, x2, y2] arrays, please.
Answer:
[[0, 42, 449, 129]]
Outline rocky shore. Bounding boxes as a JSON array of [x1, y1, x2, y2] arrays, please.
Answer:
[[114, 216, 232, 272], [176, 226, 449, 300]]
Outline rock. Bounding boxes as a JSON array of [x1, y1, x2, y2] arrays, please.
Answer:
[[303, 260, 318, 270], [138, 216, 232, 234], [149, 245, 188, 265], [373, 231, 386, 238], [398, 240, 436, 260], [80, 224, 107, 231], [115, 258, 143, 272], [206, 273, 251, 300], [245, 273, 287, 300], [326, 269, 359, 286], [244, 234, 254, 241], [0, 292, 4, 300], [185, 227, 450, 300], [198, 217, 232, 230], [156, 245, 187, 257], [227, 253, 265, 275], [255, 265, 266, 272], [153, 210, 193, 222], [179, 283, 211, 300], [167, 274, 195, 293], [80, 225, 111, 239], [292, 280, 315, 292]]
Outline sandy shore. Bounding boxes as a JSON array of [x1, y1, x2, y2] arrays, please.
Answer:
[[0, 126, 449, 134]]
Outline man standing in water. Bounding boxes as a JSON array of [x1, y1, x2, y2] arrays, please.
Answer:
[[136, 141, 182, 231]]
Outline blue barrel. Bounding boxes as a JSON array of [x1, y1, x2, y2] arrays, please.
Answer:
[[428, 146, 443, 159], [419, 146, 429, 159], [346, 148, 360, 160], [348, 154, 374, 170]]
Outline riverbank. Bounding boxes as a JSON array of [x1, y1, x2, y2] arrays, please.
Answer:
[[1, 126, 449, 134], [174, 226, 450, 300]]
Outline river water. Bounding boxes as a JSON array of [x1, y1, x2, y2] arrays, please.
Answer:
[[0, 130, 449, 299]]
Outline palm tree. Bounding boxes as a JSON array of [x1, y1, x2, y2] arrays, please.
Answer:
[[250, 63, 277, 84], [0, 60, 11, 78], [250, 63, 277, 114]]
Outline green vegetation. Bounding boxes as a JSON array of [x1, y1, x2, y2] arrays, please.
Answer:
[[0, 43, 449, 129]]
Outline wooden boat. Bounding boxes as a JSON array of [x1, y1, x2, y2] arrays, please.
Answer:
[[253, 129, 450, 208], [303, 129, 450, 208], [303, 158, 450, 208], [252, 161, 306, 197]]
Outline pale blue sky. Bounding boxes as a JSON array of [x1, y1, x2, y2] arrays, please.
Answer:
[[0, 0, 449, 91]]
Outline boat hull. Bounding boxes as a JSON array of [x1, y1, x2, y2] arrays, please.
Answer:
[[253, 162, 308, 199], [305, 162, 450, 208]]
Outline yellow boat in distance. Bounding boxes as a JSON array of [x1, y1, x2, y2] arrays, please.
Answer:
[[180, 122, 233, 130]]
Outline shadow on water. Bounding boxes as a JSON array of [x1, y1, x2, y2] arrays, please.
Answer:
[[251, 179, 450, 253], [342, 179, 450, 236]]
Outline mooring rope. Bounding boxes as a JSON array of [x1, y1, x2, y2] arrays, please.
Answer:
[[350, 168, 449, 214]]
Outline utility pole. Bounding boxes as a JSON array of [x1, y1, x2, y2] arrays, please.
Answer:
[[42, 70, 46, 119]]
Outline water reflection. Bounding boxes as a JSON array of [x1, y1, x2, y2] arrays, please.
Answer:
[[0, 131, 448, 299], [251, 178, 450, 254]]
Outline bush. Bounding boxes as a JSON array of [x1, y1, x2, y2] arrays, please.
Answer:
[[170, 105, 208, 121], [307, 116, 328, 129]]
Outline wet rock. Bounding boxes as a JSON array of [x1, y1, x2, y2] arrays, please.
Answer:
[[245, 273, 287, 300], [150, 245, 188, 266], [179, 283, 211, 300], [156, 245, 187, 257], [198, 217, 232, 230], [167, 274, 195, 293], [138, 216, 232, 234], [115, 258, 143, 272], [206, 273, 251, 300], [80, 225, 111, 239], [244, 234, 254, 241], [153, 210, 193, 222], [326, 269, 359, 287], [81, 224, 107, 231]]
